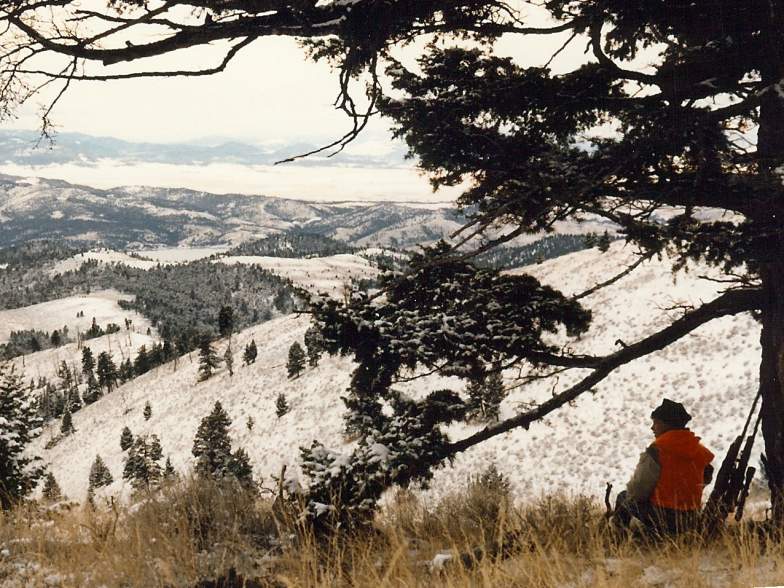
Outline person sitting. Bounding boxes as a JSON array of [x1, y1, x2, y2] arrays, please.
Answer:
[[614, 398, 715, 535]]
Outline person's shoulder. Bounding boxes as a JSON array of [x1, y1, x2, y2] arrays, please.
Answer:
[[644, 444, 660, 463]]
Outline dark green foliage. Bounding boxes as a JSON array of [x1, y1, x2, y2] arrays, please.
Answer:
[[81, 347, 95, 376], [120, 426, 133, 451], [192, 401, 254, 487], [304, 326, 324, 368], [41, 472, 62, 502], [96, 351, 118, 393], [0, 254, 301, 354], [0, 240, 86, 269], [224, 345, 234, 377], [85, 317, 103, 340], [474, 234, 595, 270], [122, 434, 163, 492], [143, 401, 152, 421], [242, 340, 257, 366], [163, 457, 177, 480], [60, 406, 75, 436], [118, 358, 134, 383], [82, 372, 101, 405], [0, 328, 71, 360], [197, 337, 220, 382], [275, 393, 289, 418], [218, 305, 234, 338], [227, 231, 354, 258], [88, 454, 113, 490], [286, 342, 306, 379], [0, 364, 44, 509], [133, 345, 150, 375]]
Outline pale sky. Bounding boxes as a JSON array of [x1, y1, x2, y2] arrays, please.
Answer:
[[2, 5, 595, 202]]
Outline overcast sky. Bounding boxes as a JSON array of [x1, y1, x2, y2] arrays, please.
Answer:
[[1, 6, 590, 202]]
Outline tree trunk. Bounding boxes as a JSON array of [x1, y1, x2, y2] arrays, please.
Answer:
[[756, 10, 784, 521], [758, 265, 784, 523]]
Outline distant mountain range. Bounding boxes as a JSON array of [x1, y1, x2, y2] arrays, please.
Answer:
[[0, 129, 408, 168], [0, 173, 467, 249]]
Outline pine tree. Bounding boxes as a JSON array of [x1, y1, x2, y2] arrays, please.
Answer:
[[50, 330, 61, 347], [218, 305, 234, 338], [242, 339, 257, 366], [120, 426, 133, 451], [82, 372, 101, 405], [275, 393, 289, 418], [60, 406, 75, 436], [192, 402, 254, 486], [96, 351, 118, 393], [118, 358, 134, 384], [88, 454, 114, 490], [286, 342, 306, 379], [143, 401, 152, 421], [197, 337, 220, 382], [224, 345, 234, 377], [304, 326, 324, 368], [81, 346, 95, 377], [133, 345, 150, 376], [122, 434, 164, 492], [246, 415, 255, 432], [41, 472, 62, 502], [163, 456, 177, 481], [0, 364, 44, 509], [192, 401, 232, 478]]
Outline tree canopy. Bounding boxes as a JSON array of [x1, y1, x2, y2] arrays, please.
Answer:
[[3, 0, 784, 523]]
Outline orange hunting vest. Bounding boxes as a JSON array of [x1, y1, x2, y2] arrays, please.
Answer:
[[650, 429, 714, 511]]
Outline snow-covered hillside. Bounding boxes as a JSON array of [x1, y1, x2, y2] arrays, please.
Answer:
[[218, 254, 377, 297], [22, 241, 763, 506], [0, 290, 153, 343]]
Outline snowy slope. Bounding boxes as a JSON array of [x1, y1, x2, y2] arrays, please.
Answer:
[[0, 290, 153, 343], [217, 254, 378, 297], [24, 242, 762, 506], [11, 330, 156, 383]]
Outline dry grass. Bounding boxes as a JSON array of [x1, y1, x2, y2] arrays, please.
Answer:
[[1, 474, 783, 587]]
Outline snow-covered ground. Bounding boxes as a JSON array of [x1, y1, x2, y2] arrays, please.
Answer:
[[49, 250, 160, 274], [136, 246, 228, 263], [0, 289, 153, 343], [11, 329, 155, 383], [21, 241, 765, 508], [217, 253, 378, 297]]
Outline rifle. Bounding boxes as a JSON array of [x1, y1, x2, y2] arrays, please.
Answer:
[[703, 391, 762, 534]]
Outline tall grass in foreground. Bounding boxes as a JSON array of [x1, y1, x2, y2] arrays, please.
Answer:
[[1, 473, 783, 587]]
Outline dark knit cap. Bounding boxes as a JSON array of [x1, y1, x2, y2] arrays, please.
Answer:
[[651, 398, 692, 428]]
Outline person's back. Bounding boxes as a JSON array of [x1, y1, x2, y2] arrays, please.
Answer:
[[615, 399, 714, 535]]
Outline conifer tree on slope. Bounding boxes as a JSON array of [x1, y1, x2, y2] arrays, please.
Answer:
[[88, 454, 114, 490], [197, 337, 220, 382], [192, 401, 254, 486], [143, 401, 152, 421], [275, 393, 290, 418], [12, 0, 784, 522], [60, 405, 75, 436], [41, 472, 62, 502], [96, 351, 118, 393], [242, 340, 257, 366], [122, 434, 163, 492], [218, 305, 234, 338], [286, 342, 306, 379], [0, 363, 44, 510], [120, 426, 133, 451], [224, 345, 234, 377], [81, 346, 95, 377], [304, 326, 324, 368]]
